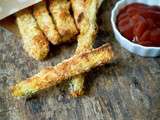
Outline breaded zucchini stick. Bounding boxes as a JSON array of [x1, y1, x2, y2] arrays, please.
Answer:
[[11, 44, 113, 97], [49, 0, 78, 42], [33, 1, 61, 45], [69, 0, 99, 96], [16, 8, 49, 60]]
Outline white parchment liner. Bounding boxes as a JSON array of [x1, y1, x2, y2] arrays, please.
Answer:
[[0, 0, 41, 20]]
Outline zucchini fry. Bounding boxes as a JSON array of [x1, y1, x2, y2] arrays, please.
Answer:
[[69, 0, 99, 96], [33, 1, 61, 45], [49, 0, 78, 42], [16, 8, 49, 60], [11, 44, 113, 97]]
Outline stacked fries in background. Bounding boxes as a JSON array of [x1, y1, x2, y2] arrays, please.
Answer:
[[33, 1, 61, 45], [11, 0, 114, 97], [49, 0, 78, 42], [16, 0, 78, 60]]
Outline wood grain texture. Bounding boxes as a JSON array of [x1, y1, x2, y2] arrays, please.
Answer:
[[0, 0, 160, 120]]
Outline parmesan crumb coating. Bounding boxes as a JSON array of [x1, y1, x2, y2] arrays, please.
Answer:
[[16, 8, 49, 60], [33, 1, 61, 45], [69, 0, 99, 97], [11, 44, 113, 97], [49, 0, 78, 42]]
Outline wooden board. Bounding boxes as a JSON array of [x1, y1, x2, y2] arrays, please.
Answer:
[[0, 0, 160, 120]]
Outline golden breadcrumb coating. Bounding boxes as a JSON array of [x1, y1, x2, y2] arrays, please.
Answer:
[[33, 1, 61, 45], [49, 0, 78, 42], [16, 8, 49, 60], [75, 0, 98, 52], [11, 44, 113, 97], [69, 0, 100, 96]]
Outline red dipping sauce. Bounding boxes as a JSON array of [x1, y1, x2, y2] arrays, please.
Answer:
[[117, 3, 160, 47]]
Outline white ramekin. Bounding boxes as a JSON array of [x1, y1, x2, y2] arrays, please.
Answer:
[[111, 0, 160, 57]]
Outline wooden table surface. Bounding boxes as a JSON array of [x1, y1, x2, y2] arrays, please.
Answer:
[[0, 1, 160, 120]]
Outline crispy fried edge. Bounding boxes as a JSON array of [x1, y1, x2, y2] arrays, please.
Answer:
[[10, 44, 113, 97]]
